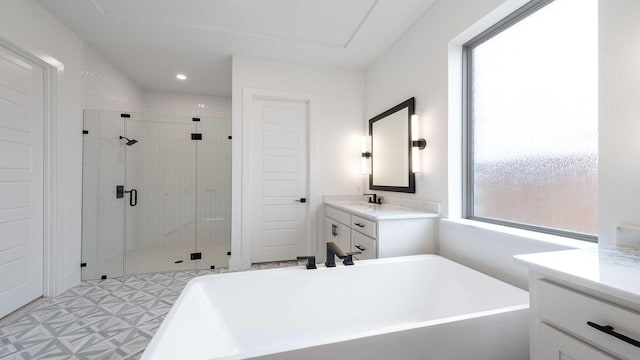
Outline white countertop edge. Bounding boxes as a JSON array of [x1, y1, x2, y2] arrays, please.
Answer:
[[324, 201, 439, 221], [513, 251, 640, 306], [323, 194, 440, 214]]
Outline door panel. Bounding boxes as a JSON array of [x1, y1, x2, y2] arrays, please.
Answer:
[[251, 98, 309, 262], [195, 116, 232, 270], [124, 115, 197, 274], [0, 45, 43, 318], [81, 110, 125, 280]]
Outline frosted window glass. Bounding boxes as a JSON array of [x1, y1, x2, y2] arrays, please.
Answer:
[[469, 0, 598, 236]]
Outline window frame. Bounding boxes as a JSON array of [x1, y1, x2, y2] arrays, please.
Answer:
[[462, 0, 597, 242]]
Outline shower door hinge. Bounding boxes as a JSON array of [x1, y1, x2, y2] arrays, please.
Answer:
[[190, 252, 202, 260], [191, 133, 203, 140], [80, 262, 87, 268], [121, 113, 130, 118], [227, 251, 231, 256], [83, 130, 89, 134]]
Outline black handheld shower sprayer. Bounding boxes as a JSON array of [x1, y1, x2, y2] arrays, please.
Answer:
[[119, 136, 138, 146]]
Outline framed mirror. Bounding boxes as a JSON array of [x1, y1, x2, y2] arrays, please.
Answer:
[[369, 97, 415, 193]]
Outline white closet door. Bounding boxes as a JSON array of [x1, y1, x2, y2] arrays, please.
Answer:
[[0, 45, 44, 318], [250, 97, 309, 262]]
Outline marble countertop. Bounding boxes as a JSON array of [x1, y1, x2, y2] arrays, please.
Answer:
[[324, 200, 439, 221], [514, 247, 640, 305]]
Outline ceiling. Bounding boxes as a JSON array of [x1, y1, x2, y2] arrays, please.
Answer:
[[36, 0, 439, 96]]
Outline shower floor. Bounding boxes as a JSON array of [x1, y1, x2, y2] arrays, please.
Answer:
[[125, 244, 230, 275]]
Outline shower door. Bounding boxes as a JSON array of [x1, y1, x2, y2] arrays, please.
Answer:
[[81, 110, 128, 279], [81, 110, 231, 280]]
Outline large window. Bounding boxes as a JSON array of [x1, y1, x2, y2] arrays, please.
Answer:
[[464, 0, 598, 240]]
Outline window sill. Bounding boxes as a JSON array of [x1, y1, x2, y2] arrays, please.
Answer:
[[441, 218, 598, 250]]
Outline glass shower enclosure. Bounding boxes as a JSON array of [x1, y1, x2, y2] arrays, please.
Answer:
[[81, 110, 231, 280]]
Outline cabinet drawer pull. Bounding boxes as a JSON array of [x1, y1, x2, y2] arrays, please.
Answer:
[[354, 245, 365, 251], [354, 223, 365, 228], [331, 224, 338, 237], [587, 321, 640, 348]]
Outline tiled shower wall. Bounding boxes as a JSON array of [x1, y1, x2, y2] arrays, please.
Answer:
[[82, 91, 231, 278], [82, 45, 143, 113], [126, 92, 232, 257], [142, 91, 231, 118]]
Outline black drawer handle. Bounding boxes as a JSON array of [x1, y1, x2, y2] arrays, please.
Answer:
[[354, 245, 365, 251], [354, 223, 365, 228], [587, 321, 640, 348]]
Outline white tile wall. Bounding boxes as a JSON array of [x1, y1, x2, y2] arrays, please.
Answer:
[[142, 91, 231, 118], [81, 45, 143, 113], [125, 92, 232, 271]]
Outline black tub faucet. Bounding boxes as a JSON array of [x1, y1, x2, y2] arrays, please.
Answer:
[[297, 256, 316, 269], [325, 242, 361, 267]]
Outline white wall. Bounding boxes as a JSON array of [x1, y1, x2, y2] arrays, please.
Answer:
[[598, 0, 640, 246], [231, 56, 365, 268], [142, 91, 230, 118], [82, 45, 143, 112], [0, 0, 83, 295], [364, 0, 600, 289]]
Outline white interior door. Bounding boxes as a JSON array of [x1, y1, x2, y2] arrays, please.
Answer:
[[0, 45, 44, 318], [251, 97, 308, 262]]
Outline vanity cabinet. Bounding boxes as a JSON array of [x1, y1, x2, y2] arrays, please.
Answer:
[[324, 204, 436, 260], [325, 219, 350, 257], [351, 230, 376, 260], [515, 248, 640, 360], [533, 279, 640, 359]]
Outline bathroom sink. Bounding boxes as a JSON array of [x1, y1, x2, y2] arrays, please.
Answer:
[[334, 201, 380, 212]]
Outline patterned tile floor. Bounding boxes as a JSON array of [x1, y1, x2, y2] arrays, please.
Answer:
[[0, 261, 299, 360]]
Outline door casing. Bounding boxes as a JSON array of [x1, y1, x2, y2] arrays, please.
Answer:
[[0, 36, 58, 297]]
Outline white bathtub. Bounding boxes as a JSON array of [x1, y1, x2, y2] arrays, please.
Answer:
[[142, 255, 529, 360]]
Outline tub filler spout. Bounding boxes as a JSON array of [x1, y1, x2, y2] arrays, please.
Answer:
[[325, 242, 361, 267]]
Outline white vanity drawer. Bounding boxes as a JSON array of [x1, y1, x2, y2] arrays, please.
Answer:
[[326, 206, 351, 226], [351, 215, 376, 238], [351, 230, 376, 260], [537, 279, 640, 359], [538, 322, 616, 360]]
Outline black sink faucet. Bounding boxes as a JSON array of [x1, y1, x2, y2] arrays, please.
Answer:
[[363, 193, 377, 204], [325, 242, 361, 267]]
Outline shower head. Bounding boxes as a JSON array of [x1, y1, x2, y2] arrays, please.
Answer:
[[119, 136, 138, 146]]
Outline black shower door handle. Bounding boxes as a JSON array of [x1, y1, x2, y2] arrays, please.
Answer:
[[125, 189, 138, 206]]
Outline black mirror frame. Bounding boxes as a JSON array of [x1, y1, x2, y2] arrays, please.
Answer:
[[368, 97, 416, 193]]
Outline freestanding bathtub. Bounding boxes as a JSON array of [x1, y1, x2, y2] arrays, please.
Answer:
[[142, 255, 529, 360]]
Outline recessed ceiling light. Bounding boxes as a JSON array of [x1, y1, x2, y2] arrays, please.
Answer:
[[176, 74, 187, 80]]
